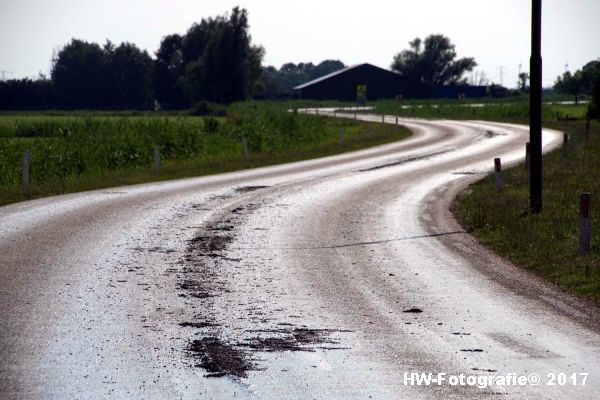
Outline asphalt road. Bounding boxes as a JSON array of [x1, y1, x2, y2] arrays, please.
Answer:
[[1, 112, 598, 399]]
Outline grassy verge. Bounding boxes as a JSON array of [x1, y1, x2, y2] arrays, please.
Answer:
[[367, 97, 599, 300], [456, 119, 600, 301], [0, 107, 409, 206]]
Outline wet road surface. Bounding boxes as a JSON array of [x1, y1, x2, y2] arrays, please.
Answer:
[[1, 112, 599, 399]]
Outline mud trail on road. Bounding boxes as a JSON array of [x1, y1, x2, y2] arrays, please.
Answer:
[[173, 186, 350, 378]]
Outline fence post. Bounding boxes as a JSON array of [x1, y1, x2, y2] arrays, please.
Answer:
[[585, 117, 590, 140], [562, 133, 569, 158], [22, 151, 30, 193], [354, 110, 357, 120], [494, 158, 504, 192], [153, 146, 160, 172], [396, 116, 399, 125], [381, 114, 385, 123], [525, 142, 530, 171], [579, 193, 592, 256], [316, 108, 319, 116], [242, 136, 249, 161]]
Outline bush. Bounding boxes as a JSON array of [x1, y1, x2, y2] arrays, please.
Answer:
[[189, 101, 227, 117]]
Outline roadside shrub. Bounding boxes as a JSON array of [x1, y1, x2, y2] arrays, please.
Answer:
[[189, 101, 227, 117]]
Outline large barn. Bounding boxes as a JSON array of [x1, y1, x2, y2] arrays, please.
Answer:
[[293, 63, 490, 101], [293, 63, 432, 101]]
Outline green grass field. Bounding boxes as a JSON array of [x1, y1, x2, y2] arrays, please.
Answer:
[[0, 103, 410, 206], [456, 118, 599, 301], [368, 98, 588, 121]]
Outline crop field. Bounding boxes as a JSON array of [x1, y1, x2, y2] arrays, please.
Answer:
[[368, 98, 589, 121], [0, 102, 410, 205]]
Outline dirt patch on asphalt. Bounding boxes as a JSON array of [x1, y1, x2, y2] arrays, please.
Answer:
[[177, 194, 351, 379], [186, 328, 351, 378], [188, 337, 254, 378], [241, 328, 350, 352]]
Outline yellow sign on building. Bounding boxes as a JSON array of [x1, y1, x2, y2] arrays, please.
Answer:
[[357, 85, 367, 106]]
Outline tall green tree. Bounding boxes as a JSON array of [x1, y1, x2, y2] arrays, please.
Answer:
[[391, 34, 477, 86], [108, 42, 153, 109], [177, 7, 264, 104], [153, 34, 187, 109], [583, 60, 600, 118], [51, 39, 110, 108], [554, 71, 585, 105], [52, 39, 153, 109], [518, 72, 529, 91], [554, 60, 600, 105]]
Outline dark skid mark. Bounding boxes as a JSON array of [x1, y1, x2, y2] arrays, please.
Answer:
[[403, 308, 423, 313], [452, 171, 478, 175], [460, 349, 484, 352], [359, 150, 450, 172], [485, 130, 508, 138], [235, 185, 270, 193], [232, 230, 468, 252], [178, 280, 215, 299], [180, 322, 216, 328], [188, 337, 254, 378], [473, 368, 498, 372], [188, 234, 233, 254]]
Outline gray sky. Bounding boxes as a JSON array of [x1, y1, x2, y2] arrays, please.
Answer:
[[1, 0, 598, 87]]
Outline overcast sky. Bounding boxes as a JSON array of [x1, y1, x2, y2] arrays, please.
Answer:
[[1, 0, 598, 87]]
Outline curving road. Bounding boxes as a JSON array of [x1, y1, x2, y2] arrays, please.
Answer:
[[1, 112, 598, 399]]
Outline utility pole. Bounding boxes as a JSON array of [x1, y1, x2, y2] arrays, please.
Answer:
[[530, 0, 543, 213]]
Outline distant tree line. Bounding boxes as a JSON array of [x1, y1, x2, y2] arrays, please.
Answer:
[[0, 7, 265, 110], [0, 4, 348, 111], [256, 60, 346, 98], [554, 60, 600, 105]]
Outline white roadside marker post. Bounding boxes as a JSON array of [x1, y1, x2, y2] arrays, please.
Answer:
[[494, 158, 504, 192], [579, 193, 592, 256], [22, 151, 30, 193]]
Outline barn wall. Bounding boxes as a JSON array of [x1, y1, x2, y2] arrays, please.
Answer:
[[297, 65, 432, 101]]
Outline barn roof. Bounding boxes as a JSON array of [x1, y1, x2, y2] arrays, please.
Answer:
[[294, 63, 396, 90]]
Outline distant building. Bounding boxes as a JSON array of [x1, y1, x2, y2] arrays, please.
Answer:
[[293, 63, 432, 101], [293, 63, 489, 101]]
